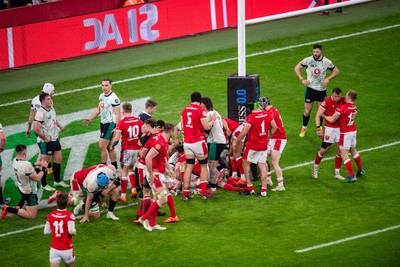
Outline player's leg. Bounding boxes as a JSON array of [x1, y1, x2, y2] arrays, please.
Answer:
[[17, 196, 39, 219], [39, 142, 55, 191], [106, 187, 120, 220], [120, 152, 131, 202], [270, 149, 285, 191], [53, 144, 68, 188], [350, 144, 365, 177], [98, 138, 110, 164], [300, 100, 313, 137], [333, 143, 345, 180], [198, 155, 209, 199], [240, 147, 255, 195], [258, 161, 268, 196]]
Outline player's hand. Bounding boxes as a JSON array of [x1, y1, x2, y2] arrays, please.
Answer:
[[44, 136, 51, 143], [82, 119, 91, 126], [41, 160, 49, 169], [301, 80, 310, 86], [316, 129, 324, 137], [80, 215, 89, 223], [26, 130, 31, 138], [322, 78, 329, 87], [59, 125, 65, 132], [169, 170, 176, 179]]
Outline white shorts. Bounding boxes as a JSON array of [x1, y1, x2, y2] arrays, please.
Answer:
[[49, 248, 75, 264], [184, 140, 208, 157], [243, 147, 268, 164], [121, 149, 139, 166], [339, 131, 357, 150], [267, 139, 287, 155], [323, 126, 340, 144]]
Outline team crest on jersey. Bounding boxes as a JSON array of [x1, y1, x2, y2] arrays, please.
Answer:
[[202, 111, 207, 116], [314, 68, 321, 75], [155, 144, 161, 150], [100, 102, 105, 109], [325, 136, 330, 141]]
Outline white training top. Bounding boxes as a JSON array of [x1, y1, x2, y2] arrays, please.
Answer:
[[300, 56, 336, 91], [206, 110, 226, 144], [13, 159, 37, 194], [99, 92, 120, 124], [35, 106, 60, 142], [83, 166, 118, 194]]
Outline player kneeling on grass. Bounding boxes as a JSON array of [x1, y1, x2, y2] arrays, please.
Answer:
[[44, 192, 76, 267], [2, 144, 48, 219], [79, 165, 121, 223]]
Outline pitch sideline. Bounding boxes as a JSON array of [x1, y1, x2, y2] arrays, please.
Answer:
[[0, 24, 399, 108], [1, 140, 399, 238]]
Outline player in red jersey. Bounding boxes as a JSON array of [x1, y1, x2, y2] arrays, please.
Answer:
[[111, 102, 143, 202], [139, 123, 177, 231], [44, 192, 76, 267], [325, 90, 365, 182], [235, 97, 277, 196], [265, 97, 287, 192], [180, 92, 216, 200], [222, 118, 246, 185], [312, 88, 346, 180]]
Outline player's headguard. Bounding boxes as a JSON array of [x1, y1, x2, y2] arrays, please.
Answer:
[[97, 173, 109, 187], [258, 96, 270, 110], [42, 83, 55, 95]]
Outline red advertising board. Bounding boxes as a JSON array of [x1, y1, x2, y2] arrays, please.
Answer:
[[0, 0, 315, 70]]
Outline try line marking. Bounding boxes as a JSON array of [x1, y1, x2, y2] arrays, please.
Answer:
[[296, 225, 400, 253], [0, 23, 399, 108], [0, 140, 399, 238]]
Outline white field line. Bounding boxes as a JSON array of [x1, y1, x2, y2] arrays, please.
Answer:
[[1, 140, 399, 238], [1, 24, 399, 108], [0, 203, 136, 238], [296, 225, 400, 253], [282, 140, 400, 172]]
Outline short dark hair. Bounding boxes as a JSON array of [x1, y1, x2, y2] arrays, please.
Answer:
[[164, 123, 175, 134], [332, 87, 342, 95], [122, 102, 132, 113], [102, 78, 113, 84], [201, 97, 213, 111], [347, 90, 358, 101], [176, 143, 184, 153], [39, 93, 50, 103], [145, 99, 158, 109], [313, 44, 322, 50], [191, 92, 202, 103], [156, 120, 165, 129], [16, 144, 27, 153], [144, 118, 157, 128], [56, 192, 69, 209]]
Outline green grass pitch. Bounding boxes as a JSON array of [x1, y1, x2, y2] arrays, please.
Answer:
[[1, 0, 400, 266]]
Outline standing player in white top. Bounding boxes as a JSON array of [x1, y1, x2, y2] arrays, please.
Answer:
[[83, 78, 121, 171], [2, 144, 48, 219], [27, 83, 57, 191], [201, 97, 226, 197], [294, 44, 339, 137], [34, 93, 69, 189]]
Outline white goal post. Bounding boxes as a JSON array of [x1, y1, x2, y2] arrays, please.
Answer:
[[237, 0, 374, 76]]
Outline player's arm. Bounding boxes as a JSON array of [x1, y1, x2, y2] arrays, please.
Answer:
[[222, 118, 232, 137], [111, 130, 122, 149], [56, 120, 65, 132], [269, 119, 278, 137], [113, 105, 121, 125], [33, 121, 51, 143], [173, 124, 181, 144], [26, 109, 35, 138], [324, 112, 340, 124], [68, 221, 76, 236], [294, 62, 310, 86], [165, 157, 176, 179], [322, 66, 340, 87], [315, 106, 325, 137], [201, 114, 216, 131], [0, 130, 5, 153], [145, 148, 158, 186], [44, 221, 51, 235], [83, 104, 101, 126], [80, 192, 94, 223]]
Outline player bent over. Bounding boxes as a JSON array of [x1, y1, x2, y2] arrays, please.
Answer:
[[44, 192, 76, 267], [2, 144, 48, 219], [79, 165, 121, 223]]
